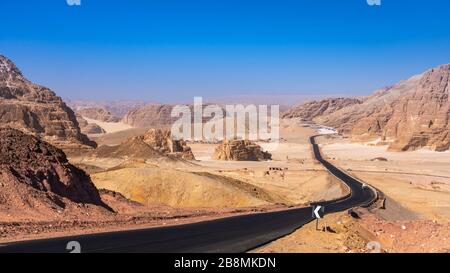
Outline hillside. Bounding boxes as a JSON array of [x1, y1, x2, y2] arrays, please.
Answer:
[[0, 128, 111, 221], [0, 55, 95, 150]]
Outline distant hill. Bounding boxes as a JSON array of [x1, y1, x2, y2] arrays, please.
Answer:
[[66, 99, 149, 118], [77, 107, 120, 122], [121, 103, 176, 128]]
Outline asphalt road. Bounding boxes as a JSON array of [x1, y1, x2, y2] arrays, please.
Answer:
[[0, 135, 376, 253]]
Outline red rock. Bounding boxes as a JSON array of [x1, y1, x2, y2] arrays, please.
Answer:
[[0, 128, 108, 210]]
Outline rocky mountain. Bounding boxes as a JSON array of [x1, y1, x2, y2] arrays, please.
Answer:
[[313, 73, 423, 135], [282, 98, 362, 121], [0, 55, 96, 150], [121, 103, 176, 128], [77, 107, 120, 122], [212, 140, 272, 161], [286, 63, 450, 151], [0, 128, 111, 220], [354, 64, 450, 151], [121, 101, 229, 129]]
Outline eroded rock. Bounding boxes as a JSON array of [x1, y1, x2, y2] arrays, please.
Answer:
[[0, 55, 96, 151], [212, 139, 272, 161]]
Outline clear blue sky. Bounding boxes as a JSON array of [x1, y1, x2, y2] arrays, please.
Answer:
[[1, 0, 449, 103]]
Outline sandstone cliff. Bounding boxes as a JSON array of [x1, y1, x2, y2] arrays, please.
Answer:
[[359, 64, 450, 151], [0, 55, 96, 150], [285, 63, 450, 151], [121, 104, 176, 128], [282, 98, 362, 121], [314, 73, 423, 135]]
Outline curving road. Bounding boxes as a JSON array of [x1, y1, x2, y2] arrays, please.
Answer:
[[0, 135, 376, 253]]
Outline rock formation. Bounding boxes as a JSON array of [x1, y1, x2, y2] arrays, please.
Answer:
[[312, 74, 424, 136], [121, 104, 176, 128], [93, 129, 195, 160], [0, 55, 96, 150], [77, 107, 120, 122], [282, 98, 362, 121], [366, 64, 450, 151], [141, 129, 195, 160], [212, 139, 272, 161], [0, 128, 109, 212]]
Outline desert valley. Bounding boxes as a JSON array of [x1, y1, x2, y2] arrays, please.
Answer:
[[0, 54, 449, 253]]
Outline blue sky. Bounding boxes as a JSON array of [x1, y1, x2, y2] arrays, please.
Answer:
[[0, 0, 449, 103]]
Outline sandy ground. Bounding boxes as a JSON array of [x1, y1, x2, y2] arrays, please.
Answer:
[[91, 164, 272, 208], [82, 117, 133, 134], [254, 212, 369, 253], [183, 120, 349, 205], [90, 127, 149, 146], [319, 137, 450, 221]]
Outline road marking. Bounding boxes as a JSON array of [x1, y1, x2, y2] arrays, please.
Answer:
[[313, 205, 324, 219]]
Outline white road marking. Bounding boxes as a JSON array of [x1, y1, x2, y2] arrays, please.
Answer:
[[313, 206, 323, 219]]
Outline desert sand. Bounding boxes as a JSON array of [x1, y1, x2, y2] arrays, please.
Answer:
[[69, 119, 347, 209], [82, 117, 133, 134], [318, 136, 450, 221], [255, 209, 450, 253], [254, 212, 369, 253]]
